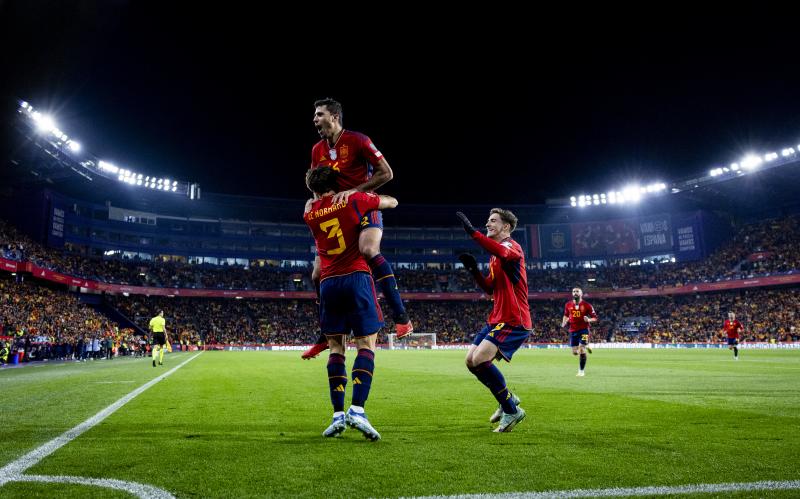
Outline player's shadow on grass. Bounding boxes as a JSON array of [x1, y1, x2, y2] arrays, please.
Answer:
[[271, 434, 381, 445]]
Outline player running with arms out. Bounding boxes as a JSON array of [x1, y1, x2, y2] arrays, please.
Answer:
[[304, 166, 398, 441], [302, 98, 412, 360], [722, 311, 744, 360], [457, 208, 530, 433], [561, 287, 597, 377]]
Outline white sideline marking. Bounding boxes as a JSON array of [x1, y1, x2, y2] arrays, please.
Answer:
[[402, 479, 800, 499], [14, 475, 174, 498], [0, 352, 202, 498]]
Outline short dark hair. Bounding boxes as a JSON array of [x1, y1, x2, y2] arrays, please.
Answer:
[[314, 98, 343, 124], [490, 208, 518, 232], [306, 167, 339, 195]]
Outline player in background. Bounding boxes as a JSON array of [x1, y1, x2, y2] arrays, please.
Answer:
[[722, 311, 744, 360], [302, 98, 413, 360], [457, 208, 530, 433], [304, 166, 398, 441], [561, 287, 597, 377]]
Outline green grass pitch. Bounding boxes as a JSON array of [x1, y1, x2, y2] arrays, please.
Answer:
[[0, 349, 798, 498]]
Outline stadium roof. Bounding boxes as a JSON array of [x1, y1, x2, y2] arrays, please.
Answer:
[[3, 103, 800, 226]]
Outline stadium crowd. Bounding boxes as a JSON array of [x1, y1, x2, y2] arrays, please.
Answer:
[[109, 287, 799, 346], [0, 278, 148, 365], [1, 275, 797, 368], [2, 210, 800, 368], [2, 215, 800, 294]]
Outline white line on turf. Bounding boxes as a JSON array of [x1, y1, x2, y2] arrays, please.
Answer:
[[13, 475, 174, 498], [0, 352, 202, 498], [401, 479, 800, 499]]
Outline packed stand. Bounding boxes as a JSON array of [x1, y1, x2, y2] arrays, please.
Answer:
[[107, 286, 799, 347], [1, 215, 800, 293], [0, 278, 149, 365]]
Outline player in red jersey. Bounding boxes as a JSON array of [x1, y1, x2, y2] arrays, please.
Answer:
[[304, 166, 398, 440], [561, 287, 597, 377], [302, 98, 412, 360], [722, 311, 743, 360], [457, 209, 530, 433]]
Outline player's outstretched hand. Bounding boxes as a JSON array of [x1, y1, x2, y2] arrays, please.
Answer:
[[456, 211, 478, 235], [458, 253, 479, 273], [332, 189, 357, 205]]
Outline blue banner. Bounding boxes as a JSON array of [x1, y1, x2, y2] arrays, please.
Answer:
[[47, 200, 66, 248], [638, 215, 673, 253], [539, 224, 572, 259], [672, 212, 703, 262]]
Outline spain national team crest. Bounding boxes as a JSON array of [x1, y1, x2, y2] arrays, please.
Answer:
[[552, 230, 565, 249], [329, 149, 337, 160], [340, 144, 349, 160]]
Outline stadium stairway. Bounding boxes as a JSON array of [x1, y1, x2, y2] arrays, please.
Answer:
[[77, 294, 147, 335]]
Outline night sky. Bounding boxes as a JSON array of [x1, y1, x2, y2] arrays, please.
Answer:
[[2, 3, 798, 205]]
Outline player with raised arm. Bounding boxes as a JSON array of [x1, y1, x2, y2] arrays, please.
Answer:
[[457, 208, 531, 433]]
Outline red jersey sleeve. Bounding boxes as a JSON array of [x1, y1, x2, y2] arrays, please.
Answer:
[[359, 134, 384, 165], [350, 192, 380, 214], [586, 302, 598, 319], [471, 232, 523, 262], [473, 267, 494, 294]]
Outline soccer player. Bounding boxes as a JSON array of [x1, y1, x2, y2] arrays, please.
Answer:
[[148, 310, 167, 368], [457, 209, 530, 433], [561, 287, 597, 377], [722, 311, 743, 360], [302, 98, 412, 360], [304, 166, 398, 441]]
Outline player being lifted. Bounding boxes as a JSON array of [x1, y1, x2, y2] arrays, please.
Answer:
[[302, 98, 413, 360], [561, 287, 597, 377], [722, 311, 743, 360], [457, 209, 530, 433], [304, 166, 398, 441]]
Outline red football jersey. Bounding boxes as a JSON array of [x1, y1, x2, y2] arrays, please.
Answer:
[[471, 233, 532, 329], [311, 130, 384, 191], [723, 319, 743, 339], [304, 192, 380, 281], [564, 300, 597, 333]]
